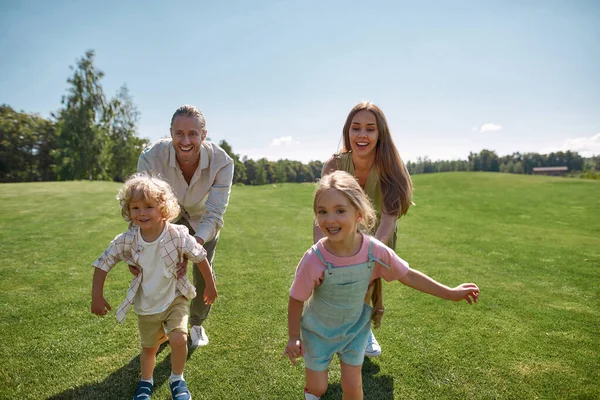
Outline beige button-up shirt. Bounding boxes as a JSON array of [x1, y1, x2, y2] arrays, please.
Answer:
[[92, 223, 207, 323], [137, 139, 234, 243]]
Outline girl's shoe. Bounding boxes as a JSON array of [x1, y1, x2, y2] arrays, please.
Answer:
[[132, 381, 153, 399], [170, 380, 191, 400], [304, 389, 321, 399]]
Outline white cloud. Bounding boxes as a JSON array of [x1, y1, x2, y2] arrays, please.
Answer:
[[270, 136, 299, 147], [540, 132, 600, 157], [479, 123, 502, 133]]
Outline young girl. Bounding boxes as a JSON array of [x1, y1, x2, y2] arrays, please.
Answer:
[[316, 101, 414, 357], [91, 173, 217, 400], [284, 171, 479, 400]]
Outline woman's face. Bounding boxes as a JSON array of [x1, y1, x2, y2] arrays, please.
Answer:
[[348, 110, 379, 157]]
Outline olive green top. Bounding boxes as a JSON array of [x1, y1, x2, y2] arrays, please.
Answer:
[[335, 152, 397, 249]]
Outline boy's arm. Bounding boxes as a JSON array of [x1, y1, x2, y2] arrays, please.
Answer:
[[91, 268, 112, 315], [195, 258, 217, 305], [399, 268, 479, 304]]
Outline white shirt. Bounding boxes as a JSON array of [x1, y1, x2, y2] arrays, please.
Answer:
[[134, 228, 179, 315]]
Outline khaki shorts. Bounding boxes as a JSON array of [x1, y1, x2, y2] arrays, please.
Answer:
[[137, 296, 189, 348]]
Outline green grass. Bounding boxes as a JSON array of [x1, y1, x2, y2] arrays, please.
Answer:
[[0, 173, 598, 399]]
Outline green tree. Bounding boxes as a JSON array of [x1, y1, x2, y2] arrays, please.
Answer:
[[53, 50, 109, 180], [219, 139, 246, 184], [106, 85, 147, 182], [0, 105, 57, 182]]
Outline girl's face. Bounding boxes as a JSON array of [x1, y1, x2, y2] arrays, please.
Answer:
[[129, 196, 165, 234], [349, 110, 379, 157], [316, 188, 362, 245]]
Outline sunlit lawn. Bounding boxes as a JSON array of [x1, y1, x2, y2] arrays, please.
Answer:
[[0, 172, 598, 399]]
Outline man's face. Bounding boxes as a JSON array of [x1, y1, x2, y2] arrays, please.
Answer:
[[170, 115, 206, 165]]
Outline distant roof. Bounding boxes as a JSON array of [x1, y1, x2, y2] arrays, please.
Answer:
[[532, 166, 568, 172]]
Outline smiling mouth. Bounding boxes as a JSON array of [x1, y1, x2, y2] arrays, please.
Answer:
[[326, 227, 341, 234], [355, 142, 369, 149], [179, 146, 194, 152]]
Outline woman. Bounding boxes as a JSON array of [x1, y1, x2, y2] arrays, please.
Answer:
[[314, 101, 413, 357]]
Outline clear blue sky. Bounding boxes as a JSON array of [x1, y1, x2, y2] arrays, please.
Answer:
[[1, 0, 599, 163]]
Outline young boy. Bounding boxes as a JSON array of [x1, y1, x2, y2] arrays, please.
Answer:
[[91, 173, 217, 400]]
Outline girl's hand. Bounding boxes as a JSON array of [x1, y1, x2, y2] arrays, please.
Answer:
[[282, 337, 304, 366], [203, 283, 218, 305], [450, 283, 480, 304], [91, 295, 112, 316]]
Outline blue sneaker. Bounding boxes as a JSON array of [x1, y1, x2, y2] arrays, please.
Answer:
[[133, 381, 153, 399], [169, 380, 191, 400]]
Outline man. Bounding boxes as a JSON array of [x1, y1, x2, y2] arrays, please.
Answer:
[[136, 104, 234, 348]]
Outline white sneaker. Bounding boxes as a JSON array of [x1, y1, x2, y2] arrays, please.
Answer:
[[304, 392, 320, 400], [364, 330, 382, 357], [190, 325, 209, 348]]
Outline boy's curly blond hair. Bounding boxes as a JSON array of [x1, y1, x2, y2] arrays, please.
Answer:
[[117, 173, 181, 228]]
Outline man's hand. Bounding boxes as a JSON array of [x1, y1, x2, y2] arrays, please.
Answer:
[[128, 265, 141, 277], [176, 257, 188, 279]]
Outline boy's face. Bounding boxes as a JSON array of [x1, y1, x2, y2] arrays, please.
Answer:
[[129, 197, 165, 232]]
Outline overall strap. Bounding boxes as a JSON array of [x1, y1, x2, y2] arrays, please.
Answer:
[[367, 238, 391, 270], [312, 245, 335, 275]]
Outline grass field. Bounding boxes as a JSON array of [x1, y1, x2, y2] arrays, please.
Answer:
[[0, 172, 599, 400]]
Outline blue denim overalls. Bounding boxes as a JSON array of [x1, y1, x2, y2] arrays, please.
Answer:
[[300, 239, 390, 371]]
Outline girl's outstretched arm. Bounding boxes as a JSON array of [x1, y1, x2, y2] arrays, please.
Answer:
[[399, 269, 480, 304], [282, 296, 305, 365]]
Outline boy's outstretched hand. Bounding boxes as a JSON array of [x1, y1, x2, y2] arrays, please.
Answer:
[[282, 337, 304, 366], [91, 295, 112, 316], [450, 283, 480, 304]]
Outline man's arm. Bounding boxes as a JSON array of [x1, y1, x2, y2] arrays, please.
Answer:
[[136, 145, 153, 173], [194, 158, 234, 243]]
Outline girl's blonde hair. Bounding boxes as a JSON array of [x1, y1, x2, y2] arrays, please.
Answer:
[[313, 171, 384, 327], [342, 101, 413, 216], [314, 170, 376, 234], [117, 173, 181, 228]]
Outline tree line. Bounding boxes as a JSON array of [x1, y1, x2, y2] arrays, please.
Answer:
[[407, 150, 600, 178], [2, 50, 598, 184]]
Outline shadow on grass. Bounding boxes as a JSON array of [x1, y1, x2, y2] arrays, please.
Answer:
[[48, 341, 200, 400], [322, 357, 394, 400]]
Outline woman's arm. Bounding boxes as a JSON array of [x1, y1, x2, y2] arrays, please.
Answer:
[[374, 212, 398, 245]]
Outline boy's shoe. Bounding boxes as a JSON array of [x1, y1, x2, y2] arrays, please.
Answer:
[[364, 330, 382, 357], [170, 379, 191, 400], [132, 381, 153, 399], [190, 325, 209, 348]]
